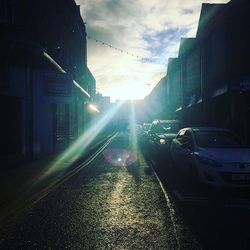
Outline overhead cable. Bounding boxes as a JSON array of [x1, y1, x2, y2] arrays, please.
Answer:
[[87, 35, 167, 66]]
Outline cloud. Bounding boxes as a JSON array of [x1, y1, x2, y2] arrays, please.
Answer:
[[75, 0, 229, 101]]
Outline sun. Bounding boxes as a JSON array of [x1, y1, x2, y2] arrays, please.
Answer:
[[107, 83, 150, 101]]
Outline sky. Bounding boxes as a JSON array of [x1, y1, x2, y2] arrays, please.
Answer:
[[75, 0, 229, 102]]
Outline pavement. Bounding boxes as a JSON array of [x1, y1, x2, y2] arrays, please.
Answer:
[[0, 132, 114, 223]]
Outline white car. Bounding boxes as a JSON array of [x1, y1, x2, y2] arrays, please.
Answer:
[[170, 127, 250, 188]]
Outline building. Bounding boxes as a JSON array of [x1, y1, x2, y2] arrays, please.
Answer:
[[7, 0, 87, 85], [143, 75, 168, 121], [178, 37, 202, 126], [0, 0, 95, 160], [85, 67, 96, 99], [95, 93, 111, 113], [163, 0, 250, 142], [165, 58, 181, 119], [199, 0, 250, 141]]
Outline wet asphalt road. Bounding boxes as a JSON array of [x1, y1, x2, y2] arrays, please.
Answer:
[[0, 132, 199, 250]]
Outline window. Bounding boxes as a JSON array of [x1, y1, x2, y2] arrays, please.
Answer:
[[153, 122, 180, 134], [176, 130, 186, 141], [183, 131, 192, 142], [176, 130, 193, 150], [150, 124, 156, 133], [0, 1, 15, 24], [194, 130, 244, 148]]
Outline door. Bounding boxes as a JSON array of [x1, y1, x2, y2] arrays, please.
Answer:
[[0, 96, 22, 156]]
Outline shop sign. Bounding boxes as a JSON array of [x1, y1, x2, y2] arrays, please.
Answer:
[[240, 80, 250, 91], [44, 77, 72, 96]]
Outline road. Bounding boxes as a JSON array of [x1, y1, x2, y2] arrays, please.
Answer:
[[0, 132, 199, 250], [2, 131, 250, 249]]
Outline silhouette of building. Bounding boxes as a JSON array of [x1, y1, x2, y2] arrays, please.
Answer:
[[178, 37, 202, 126], [0, 0, 96, 160], [1, 0, 89, 87], [165, 58, 181, 119], [149, 0, 250, 142], [95, 93, 111, 112], [143, 75, 168, 121]]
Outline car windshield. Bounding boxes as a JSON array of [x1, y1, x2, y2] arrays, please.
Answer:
[[194, 130, 245, 148], [155, 123, 180, 134], [143, 124, 151, 132]]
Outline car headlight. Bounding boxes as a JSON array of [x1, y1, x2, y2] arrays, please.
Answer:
[[196, 155, 222, 168], [160, 139, 166, 145]]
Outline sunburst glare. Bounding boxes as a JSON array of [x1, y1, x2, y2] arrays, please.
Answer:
[[37, 101, 124, 181]]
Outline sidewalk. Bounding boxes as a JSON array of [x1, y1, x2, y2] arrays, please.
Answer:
[[0, 132, 114, 223]]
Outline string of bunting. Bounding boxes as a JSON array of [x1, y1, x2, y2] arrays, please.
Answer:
[[87, 35, 167, 66]]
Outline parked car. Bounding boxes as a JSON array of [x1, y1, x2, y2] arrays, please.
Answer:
[[142, 123, 152, 134], [139, 123, 152, 145], [134, 124, 143, 134], [147, 120, 182, 157], [170, 127, 250, 188]]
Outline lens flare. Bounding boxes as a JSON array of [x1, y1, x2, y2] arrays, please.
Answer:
[[37, 101, 124, 182], [103, 148, 137, 167]]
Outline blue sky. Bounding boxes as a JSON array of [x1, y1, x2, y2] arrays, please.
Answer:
[[75, 0, 229, 102]]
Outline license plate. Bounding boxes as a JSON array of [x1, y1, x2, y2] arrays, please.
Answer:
[[232, 174, 250, 181]]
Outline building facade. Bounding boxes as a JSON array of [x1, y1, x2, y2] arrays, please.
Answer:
[[0, 0, 95, 160], [151, 0, 250, 143], [143, 75, 168, 121]]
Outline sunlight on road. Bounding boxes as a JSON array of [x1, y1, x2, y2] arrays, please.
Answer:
[[103, 171, 164, 232], [129, 100, 138, 153], [37, 101, 124, 182]]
